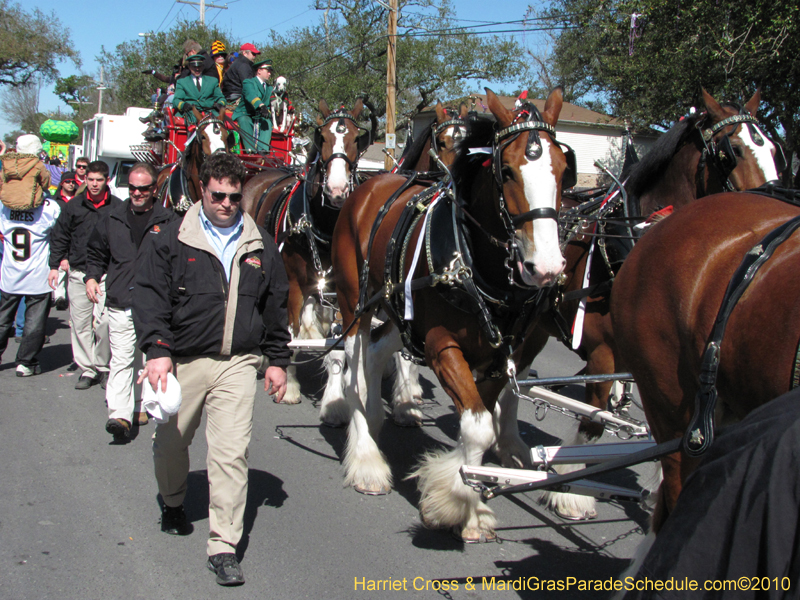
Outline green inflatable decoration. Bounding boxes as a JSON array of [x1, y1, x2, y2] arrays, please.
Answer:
[[39, 119, 79, 143]]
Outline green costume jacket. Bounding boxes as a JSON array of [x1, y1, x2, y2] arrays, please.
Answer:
[[173, 75, 225, 114], [232, 77, 274, 122]]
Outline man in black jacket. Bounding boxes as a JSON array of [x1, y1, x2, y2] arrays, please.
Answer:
[[133, 152, 290, 586], [48, 161, 121, 390], [85, 163, 176, 442], [221, 43, 260, 103]]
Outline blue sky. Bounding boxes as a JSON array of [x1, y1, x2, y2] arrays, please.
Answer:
[[7, 0, 541, 137]]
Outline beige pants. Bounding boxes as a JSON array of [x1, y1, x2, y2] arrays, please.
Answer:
[[106, 307, 143, 423], [152, 353, 261, 555], [67, 269, 110, 378]]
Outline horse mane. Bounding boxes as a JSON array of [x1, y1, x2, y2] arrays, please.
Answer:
[[450, 114, 495, 189], [397, 125, 433, 169], [626, 114, 703, 198]]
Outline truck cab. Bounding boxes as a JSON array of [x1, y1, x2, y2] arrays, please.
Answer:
[[81, 108, 152, 198]]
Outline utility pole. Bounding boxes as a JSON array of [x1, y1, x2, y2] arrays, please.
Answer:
[[176, 0, 228, 25], [96, 66, 109, 115], [384, 0, 398, 170]]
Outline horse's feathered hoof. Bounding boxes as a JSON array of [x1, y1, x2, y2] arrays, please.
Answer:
[[452, 526, 497, 544], [274, 396, 301, 405], [554, 506, 597, 521], [354, 483, 391, 496]]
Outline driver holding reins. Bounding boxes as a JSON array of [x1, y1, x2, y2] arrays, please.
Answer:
[[172, 54, 226, 124]]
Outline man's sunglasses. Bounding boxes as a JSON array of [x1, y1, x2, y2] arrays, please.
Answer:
[[209, 191, 243, 203], [62, 179, 76, 185], [75, 164, 88, 169], [129, 183, 154, 193]]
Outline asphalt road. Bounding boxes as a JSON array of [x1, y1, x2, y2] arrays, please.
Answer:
[[1, 310, 657, 600]]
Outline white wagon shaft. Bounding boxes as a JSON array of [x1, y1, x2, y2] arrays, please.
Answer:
[[459, 365, 654, 504]]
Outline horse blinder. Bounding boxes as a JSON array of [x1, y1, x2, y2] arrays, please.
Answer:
[[559, 142, 577, 189]]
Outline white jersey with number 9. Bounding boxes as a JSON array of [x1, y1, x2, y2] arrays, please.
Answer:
[[0, 199, 61, 295]]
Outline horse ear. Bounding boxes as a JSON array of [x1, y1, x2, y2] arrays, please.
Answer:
[[192, 106, 203, 121], [702, 88, 727, 122], [459, 103, 468, 119], [542, 86, 563, 127], [485, 88, 513, 128], [319, 99, 331, 118], [744, 88, 761, 117], [351, 98, 364, 119], [435, 101, 446, 123]]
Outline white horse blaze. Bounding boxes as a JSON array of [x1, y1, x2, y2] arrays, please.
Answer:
[[517, 137, 565, 286], [205, 125, 226, 154], [325, 123, 350, 204], [739, 125, 779, 182]]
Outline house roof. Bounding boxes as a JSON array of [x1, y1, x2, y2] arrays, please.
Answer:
[[420, 94, 627, 128]]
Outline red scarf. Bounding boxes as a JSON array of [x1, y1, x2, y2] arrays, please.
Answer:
[[87, 189, 109, 209]]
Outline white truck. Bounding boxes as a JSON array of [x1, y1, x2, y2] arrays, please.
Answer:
[[81, 107, 152, 197]]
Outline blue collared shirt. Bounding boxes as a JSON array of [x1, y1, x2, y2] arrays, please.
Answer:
[[199, 208, 243, 281]]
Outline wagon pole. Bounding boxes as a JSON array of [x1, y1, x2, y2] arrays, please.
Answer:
[[379, 0, 398, 170]]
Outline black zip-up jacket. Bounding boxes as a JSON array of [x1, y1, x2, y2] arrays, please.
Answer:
[[49, 191, 123, 272], [84, 199, 177, 309], [133, 203, 291, 366], [222, 55, 255, 100]]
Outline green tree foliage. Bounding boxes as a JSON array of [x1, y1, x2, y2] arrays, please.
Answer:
[[0, 0, 80, 86], [98, 20, 233, 110], [544, 0, 800, 171], [260, 0, 530, 132], [54, 75, 95, 106]]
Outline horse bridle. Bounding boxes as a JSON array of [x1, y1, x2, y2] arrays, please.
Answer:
[[493, 105, 563, 286], [185, 115, 226, 153], [314, 109, 371, 204], [698, 113, 779, 192], [456, 105, 564, 288], [431, 111, 467, 156]]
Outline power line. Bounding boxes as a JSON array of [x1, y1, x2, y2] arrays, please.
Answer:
[[241, 8, 315, 39], [155, 2, 177, 33]]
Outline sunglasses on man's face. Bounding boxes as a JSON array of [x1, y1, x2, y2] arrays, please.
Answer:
[[76, 164, 88, 169], [209, 191, 243, 204], [62, 180, 76, 185], [129, 183, 154, 193]]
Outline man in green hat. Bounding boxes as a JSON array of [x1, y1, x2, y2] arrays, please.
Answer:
[[173, 54, 226, 123], [232, 59, 274, 153]]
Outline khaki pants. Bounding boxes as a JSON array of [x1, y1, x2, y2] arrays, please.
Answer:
[[152, 353, 261, 555], [106, 307, 143, 422], [67, 269, 110, 378]]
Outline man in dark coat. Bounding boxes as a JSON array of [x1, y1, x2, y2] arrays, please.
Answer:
[[85, 163, 177, 442], [48, 161, 122, 390], [221, 43, 260, 103], [133, 152, 290, 586]]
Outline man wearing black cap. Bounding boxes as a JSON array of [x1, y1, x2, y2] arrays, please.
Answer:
[[221, 43, 259, 103], [232, 58, 274, 153], [172, 54, 226, 122]]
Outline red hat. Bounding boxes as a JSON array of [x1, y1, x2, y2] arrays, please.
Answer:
[[240, 43, 260, 54]]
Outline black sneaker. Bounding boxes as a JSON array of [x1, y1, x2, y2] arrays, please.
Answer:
[[75, 374, 98, 390], [207, 553, 244, 586], [160, 504, 192, 536], [100, 372, 109, 390]]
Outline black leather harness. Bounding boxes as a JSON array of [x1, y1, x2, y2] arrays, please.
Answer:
[[685, 186, 800, 456], [355, 106, 562, 369]]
